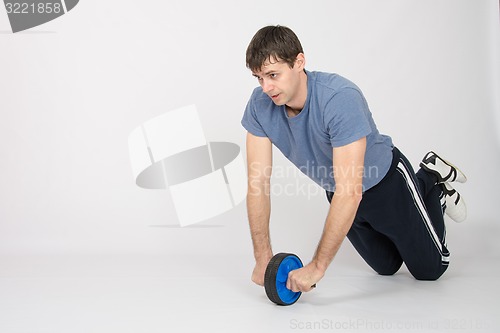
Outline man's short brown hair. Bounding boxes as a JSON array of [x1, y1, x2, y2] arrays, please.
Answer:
[[246, 25, 304, 72]]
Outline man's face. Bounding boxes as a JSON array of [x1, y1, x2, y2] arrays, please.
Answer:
[[251, 56, 304, 107]]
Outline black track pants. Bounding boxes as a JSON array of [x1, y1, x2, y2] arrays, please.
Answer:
[[326, 147, 448, 280]]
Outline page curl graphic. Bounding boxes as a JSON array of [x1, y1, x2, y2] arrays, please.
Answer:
[[4, 0, 79, 33], [128, 105, 247, 226]]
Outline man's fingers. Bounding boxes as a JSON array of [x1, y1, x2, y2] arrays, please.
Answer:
[[251, 277, 263, 286], [306, 284, 317, 292], [287, 269, 318, 292]]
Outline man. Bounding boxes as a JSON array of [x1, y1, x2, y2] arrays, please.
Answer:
[[241, 25, 467, 293]]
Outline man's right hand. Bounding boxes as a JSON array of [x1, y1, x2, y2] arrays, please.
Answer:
[[251, 256, 272, 286]]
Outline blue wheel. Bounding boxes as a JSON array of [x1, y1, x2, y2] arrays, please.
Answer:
[[264, 253, 304, 305]]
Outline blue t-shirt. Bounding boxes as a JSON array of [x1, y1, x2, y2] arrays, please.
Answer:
[[241, 70, 393, 192]]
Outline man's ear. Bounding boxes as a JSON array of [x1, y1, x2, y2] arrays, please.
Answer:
[[294, 53, 306, 70]]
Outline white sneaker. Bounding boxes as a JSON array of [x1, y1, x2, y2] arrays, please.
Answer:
[[420, 151, 467, 184], [442, 183, 467, 222]]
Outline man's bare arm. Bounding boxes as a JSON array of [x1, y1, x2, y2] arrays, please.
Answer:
[[287, 137, 366, 292], [246, 132, 273, 285]]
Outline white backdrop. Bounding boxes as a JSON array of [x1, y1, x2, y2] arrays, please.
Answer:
[[0, 0, 499, 258]]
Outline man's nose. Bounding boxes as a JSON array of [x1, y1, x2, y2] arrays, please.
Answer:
[[261, 79, 273, 93]]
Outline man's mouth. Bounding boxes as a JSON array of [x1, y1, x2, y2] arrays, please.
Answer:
[[271, 93, 280, 99]]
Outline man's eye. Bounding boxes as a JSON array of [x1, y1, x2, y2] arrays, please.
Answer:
[[270, 74, 277, 78]]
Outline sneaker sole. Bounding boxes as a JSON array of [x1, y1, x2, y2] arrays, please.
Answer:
[[420, 152, 467, 183]]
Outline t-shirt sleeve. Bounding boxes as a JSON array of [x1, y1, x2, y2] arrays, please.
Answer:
[[325, 88, 372, 147], [241, 95, 268, 137]]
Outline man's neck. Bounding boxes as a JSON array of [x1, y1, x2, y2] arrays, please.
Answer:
[[286, 71, 308, 117]]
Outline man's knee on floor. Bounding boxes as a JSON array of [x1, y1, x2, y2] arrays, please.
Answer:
[[412, 269, 445, 281], [374, 261, 403, 276]]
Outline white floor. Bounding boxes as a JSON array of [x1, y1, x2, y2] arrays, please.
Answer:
[[1, 227, 499, 333]]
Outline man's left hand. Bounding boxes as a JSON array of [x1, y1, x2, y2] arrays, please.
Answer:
[[286, 262, 325, 292]]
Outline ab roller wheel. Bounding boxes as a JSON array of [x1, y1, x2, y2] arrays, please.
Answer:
[[264, 252, 308, 306]]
